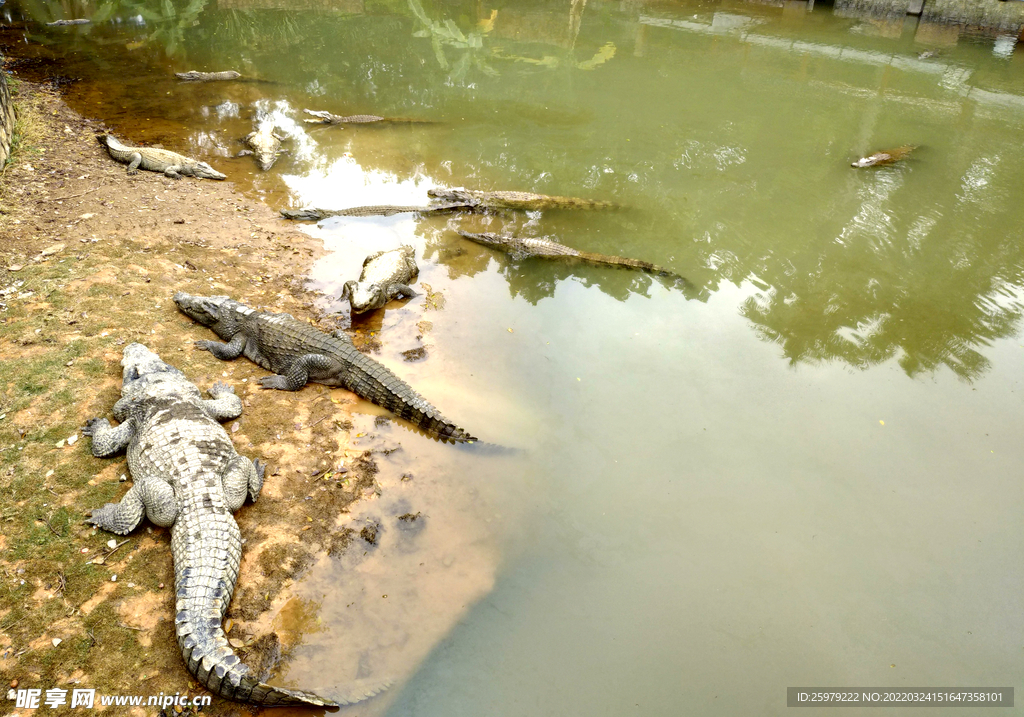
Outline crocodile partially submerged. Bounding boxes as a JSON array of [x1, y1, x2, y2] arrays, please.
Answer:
[[176, 70, 242, 82], [456, 230, 682, 279], [341, 245, 419, 314], [280, 202, 473, 221], [243, 118, 283, 171], [99, 135, 226, 180], [428, 188, 616, 210], [303, 109, 436, 125], [47, 18, 90, 25], [173, 293, 476, 443], [851, 145, 917, 168], [82, 344, 347, 706]]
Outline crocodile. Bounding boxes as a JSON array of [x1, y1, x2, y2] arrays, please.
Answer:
[[456, 230, 682, 279], [851, 145, 917, 168], [303, 109, 436, 125], [173, 292, 476, 443], [427, 188, 616, 210], [280, 203, 474, 221], [82, 344, 350, 707], [176, 70, 242, 82], [243, 118, 283, 171], [99, 135, 226, 180], [47, 18, 90, 25], [341, 245, 419, 314]]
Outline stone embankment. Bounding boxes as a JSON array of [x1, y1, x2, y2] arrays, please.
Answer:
[[828, 0, 1024, 32]]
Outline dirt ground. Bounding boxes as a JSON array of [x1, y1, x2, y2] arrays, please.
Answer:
[[0, 79, 385, 715]]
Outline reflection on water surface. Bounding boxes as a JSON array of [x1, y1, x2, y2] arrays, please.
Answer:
[[5, 0, 1023, 714]]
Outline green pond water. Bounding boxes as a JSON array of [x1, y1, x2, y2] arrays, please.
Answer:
[[6, 1, 1024, 714]]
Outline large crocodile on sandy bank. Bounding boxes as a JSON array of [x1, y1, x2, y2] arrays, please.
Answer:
[[456, 230, 683, 280], [341, 245, 419, 314], [174, 292, 476, 443], [82, 344, 350, 706], [428, 188, 616, 210], [98, 135, 226, 180]]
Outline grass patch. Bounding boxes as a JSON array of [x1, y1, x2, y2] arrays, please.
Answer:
[[3, 80, 45, 171]]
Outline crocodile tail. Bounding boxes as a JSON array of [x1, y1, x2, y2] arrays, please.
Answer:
[[578, 251, 674, 276], [376, 384, 477, 444], [177, 615, 339, 706], [340, 345, 477, 443], [172, 511, 340, 706]]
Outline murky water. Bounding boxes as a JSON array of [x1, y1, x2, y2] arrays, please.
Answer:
[[5, 1, 1024, 714]]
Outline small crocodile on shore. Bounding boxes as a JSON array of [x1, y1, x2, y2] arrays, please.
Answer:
[[176, 70, 242, 82], [341, 245, 419, 314], [243, 117, 283, 171], [280, 202, 473, 221], [456, 230, 683, 279], [82, 344, 349, 707], [174, 293, 476, 443], [303, 109, 437, 125], [851, 145, 917, 168], [99, 135, 226, 180], [428, 188, 616, 210]]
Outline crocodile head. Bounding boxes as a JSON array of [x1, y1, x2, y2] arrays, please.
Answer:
[[173, 292, 249, 338], [115, 343, 190, 417], [427, 188, 471, 204], [192, 161, 227, 180], [121, 343, 184, 384], [341, 281, 386, 314]]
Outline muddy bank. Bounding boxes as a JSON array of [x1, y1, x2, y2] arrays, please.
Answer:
[[0, 79, 389, 714]]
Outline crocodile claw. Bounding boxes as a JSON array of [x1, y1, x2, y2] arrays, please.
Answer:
[[209, 381, 235, 396], [81, 417, 110, 436], [258, 375, 291, 390]]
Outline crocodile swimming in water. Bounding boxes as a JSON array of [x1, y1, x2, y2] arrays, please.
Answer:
[[456, 230, 683, 279], [173, 292, 476, 443], [82, 344, 356, 707], [303, 109, 437, 125], [176, 70, 241, 82], [428, 188, 616, 210], [280, 202, 474, 221], [99, 135, 226, 180], [851, 145, 917, 168], [243, 117, 283, 171], [341, 245, 419, 314], [279, 188, 615, 221]]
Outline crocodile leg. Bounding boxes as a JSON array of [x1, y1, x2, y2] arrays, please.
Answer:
[[126, 152, 143, 175], [202, 381, 243, 421], [340, 281, 357, 302], [222, 456, 265, 511], [196, 335, 247, 360], [140, 478, 179, 527], [388, 283, 418, 299], [258, 353, 337, 391], [164, 165, 184, 180], [87, 485, 146, 534], [83, 417, 137, 457]]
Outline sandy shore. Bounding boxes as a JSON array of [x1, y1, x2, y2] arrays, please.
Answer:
[[0, 79, 389, 716]]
